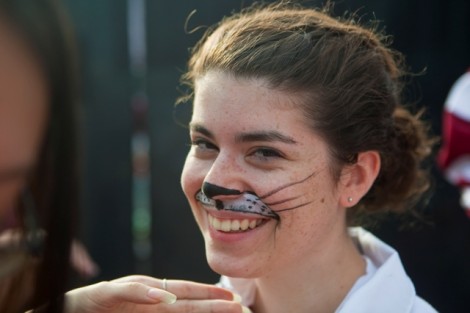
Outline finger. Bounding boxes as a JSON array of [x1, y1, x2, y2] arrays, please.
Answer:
[[111, 276, 235, 301], [167, 280, 235, 301], [88, 281, 177, 307], [104, 281, 177, 305]]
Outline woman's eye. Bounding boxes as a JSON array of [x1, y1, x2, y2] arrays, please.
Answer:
[[251, 148, 283, 159], [191, 139, 218, 151]]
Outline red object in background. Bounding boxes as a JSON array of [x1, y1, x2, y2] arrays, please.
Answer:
[[437, 69, 470, 214]]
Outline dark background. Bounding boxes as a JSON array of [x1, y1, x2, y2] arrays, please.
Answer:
[[62, 1, 470, 312]]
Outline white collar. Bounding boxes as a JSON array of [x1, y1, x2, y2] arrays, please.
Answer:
[[336, 227, 416, 313]]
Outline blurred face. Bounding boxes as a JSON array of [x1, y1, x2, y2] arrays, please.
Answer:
[[0, 17, 49, 222], [181, 71, 348, 278]]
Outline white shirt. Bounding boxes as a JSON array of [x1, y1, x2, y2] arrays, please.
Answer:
[[218, 227, 438, 313]]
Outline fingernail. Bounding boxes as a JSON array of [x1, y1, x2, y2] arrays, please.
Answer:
[[233, 293, 242, 303], [147, 288, 177, 304], [242, 306, 253, 313]]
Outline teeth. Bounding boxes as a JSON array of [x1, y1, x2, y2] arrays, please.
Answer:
[[240, 219, 249, 230], [211, 216, 220, 229], [221, 220, 231, 232], [208, 215, 262, 232], [249, 220, 257, 229], [231, 220, 240, 231]]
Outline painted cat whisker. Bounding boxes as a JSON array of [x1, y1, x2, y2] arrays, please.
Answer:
[[259, 171, 317, 199], [265, 196, 300, 206], [274, 202, 312, 213]]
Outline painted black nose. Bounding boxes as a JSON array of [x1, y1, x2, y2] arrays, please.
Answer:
[[201, 182, 242, 199]]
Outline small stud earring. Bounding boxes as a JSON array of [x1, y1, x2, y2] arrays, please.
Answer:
[[347, 197, 353, 202]]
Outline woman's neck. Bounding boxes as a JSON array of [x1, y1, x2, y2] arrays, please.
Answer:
[[251, 228, 365, 313]]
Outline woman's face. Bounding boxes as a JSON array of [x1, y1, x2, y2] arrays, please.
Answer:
[[0, 18, 48, 222], [181, 71, 349, 278]]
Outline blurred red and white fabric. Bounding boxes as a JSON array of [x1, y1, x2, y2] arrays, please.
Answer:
[[438, 69, 470, 215]]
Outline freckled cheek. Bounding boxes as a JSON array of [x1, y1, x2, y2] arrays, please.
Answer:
[[278, 183, 332, 226], [279, 205, 331, 246], [181, 159, 209, 229], [181, 157, 206, 199]]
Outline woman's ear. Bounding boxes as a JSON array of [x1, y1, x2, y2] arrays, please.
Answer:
[[338, 151, 381, 207]]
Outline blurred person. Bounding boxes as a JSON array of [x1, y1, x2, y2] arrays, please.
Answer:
[[0, 0, 246, 312], [0, 0, 78, 309], [437, 69, 470, 216], [178, 1, 438, 312]]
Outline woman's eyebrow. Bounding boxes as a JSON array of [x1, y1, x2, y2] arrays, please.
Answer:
[[189, 123, 297, 144], [235, 131, 297, 144], [189, 123, 214, 139]]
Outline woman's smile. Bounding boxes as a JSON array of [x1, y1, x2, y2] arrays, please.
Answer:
[[208, 214, 264, 233], [205, 212, 273, 247]]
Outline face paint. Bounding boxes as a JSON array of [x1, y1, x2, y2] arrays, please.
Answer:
[[202, 182, 242, 198], [196, 190, 280, 220], [195, 172, 317, 221]]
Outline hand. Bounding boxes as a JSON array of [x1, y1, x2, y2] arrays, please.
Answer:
[[65, 275, 252, 313]]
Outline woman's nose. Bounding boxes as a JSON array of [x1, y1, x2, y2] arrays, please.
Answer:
[[202, 153, 247, 197], [201, 182, 241, 199]]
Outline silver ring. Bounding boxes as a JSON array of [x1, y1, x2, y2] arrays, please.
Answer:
[[162, 278, 167, 291]]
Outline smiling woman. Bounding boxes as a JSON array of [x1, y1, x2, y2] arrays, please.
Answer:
[[179, 2, 438, 313]]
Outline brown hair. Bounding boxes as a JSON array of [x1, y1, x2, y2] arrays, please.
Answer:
[[180, 1, 436, 224]]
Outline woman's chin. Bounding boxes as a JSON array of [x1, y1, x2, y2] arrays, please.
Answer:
[[206, 253, 264, 278]]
